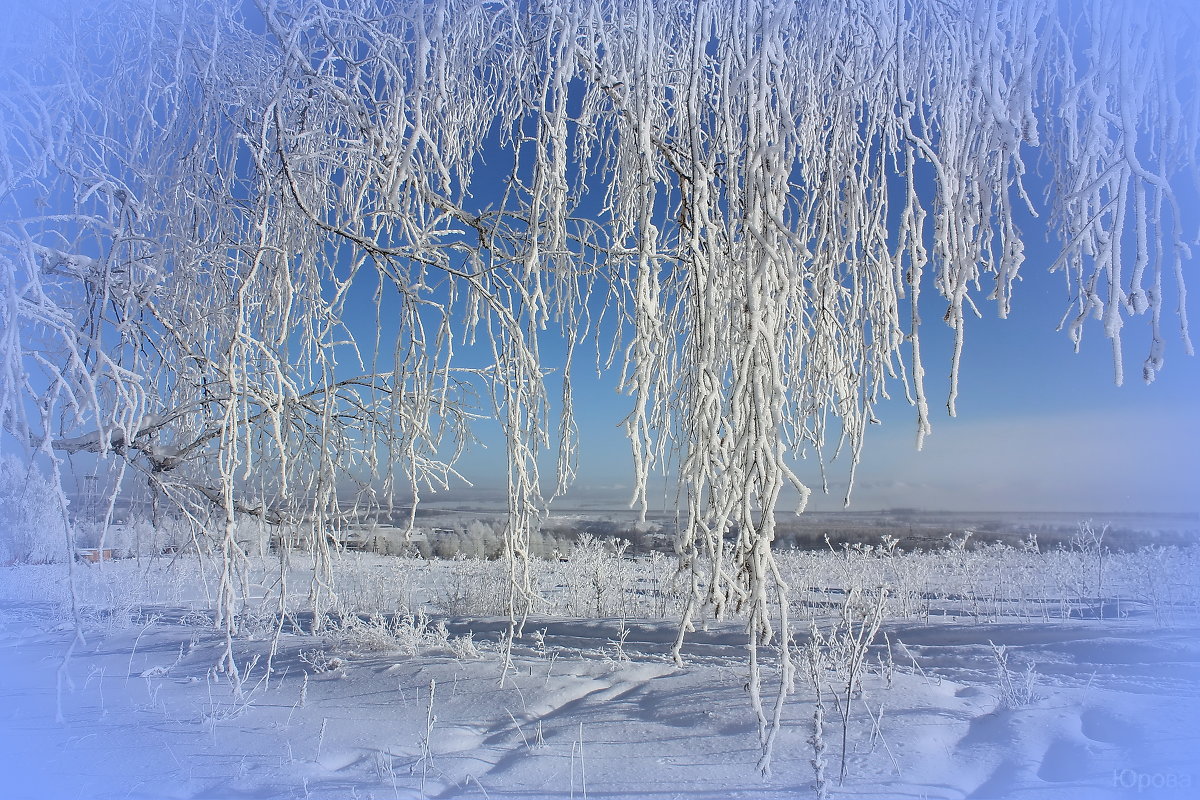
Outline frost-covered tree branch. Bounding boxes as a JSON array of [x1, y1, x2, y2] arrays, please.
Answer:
[[1, 0, 1196, 770]]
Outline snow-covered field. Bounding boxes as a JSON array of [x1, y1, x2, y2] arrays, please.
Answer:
[[2, 540, 1198, 800]]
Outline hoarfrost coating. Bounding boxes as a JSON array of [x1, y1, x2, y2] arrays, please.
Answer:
[[1, 0, 1197, 775]]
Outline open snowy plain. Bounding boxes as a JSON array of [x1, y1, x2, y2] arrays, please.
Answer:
[[2, 538, 1198, 800]]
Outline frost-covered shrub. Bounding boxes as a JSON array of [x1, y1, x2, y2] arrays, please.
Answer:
[[331, 554, 422, 614], [561, 535, 632, 618], [431, 555, 513, 616], [0, 456, 69, 564]]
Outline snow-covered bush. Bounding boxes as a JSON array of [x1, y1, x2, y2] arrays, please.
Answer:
[[331, 554, 423, 615], [431, 555, 515, 617], [561, 535, 632, 618], [0, 456, 69, 564]]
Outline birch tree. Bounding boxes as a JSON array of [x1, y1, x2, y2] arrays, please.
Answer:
[[2, 0, 1196, 771]]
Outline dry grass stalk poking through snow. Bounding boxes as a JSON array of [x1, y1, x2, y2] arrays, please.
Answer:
[[800, 586, 891, 788], [990, 641, 1042, 710]]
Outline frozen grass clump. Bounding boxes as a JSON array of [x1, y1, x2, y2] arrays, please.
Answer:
[[430, 555, 516, 617], [327, 611, 482, 661], [330, 553, 424, 615], [0, 555, 211, 628], [990, 641, 1042, 709]]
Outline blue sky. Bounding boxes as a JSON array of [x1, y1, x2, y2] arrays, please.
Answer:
[[456, 289, 1190, 520], [335, 177, 1200, 514], [828, 283, 1200, 513], [399, 163, 1200, 515], [417, 259, 1200, 514]]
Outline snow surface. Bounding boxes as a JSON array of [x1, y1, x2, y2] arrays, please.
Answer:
[[1, 553, 1197, 800]]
